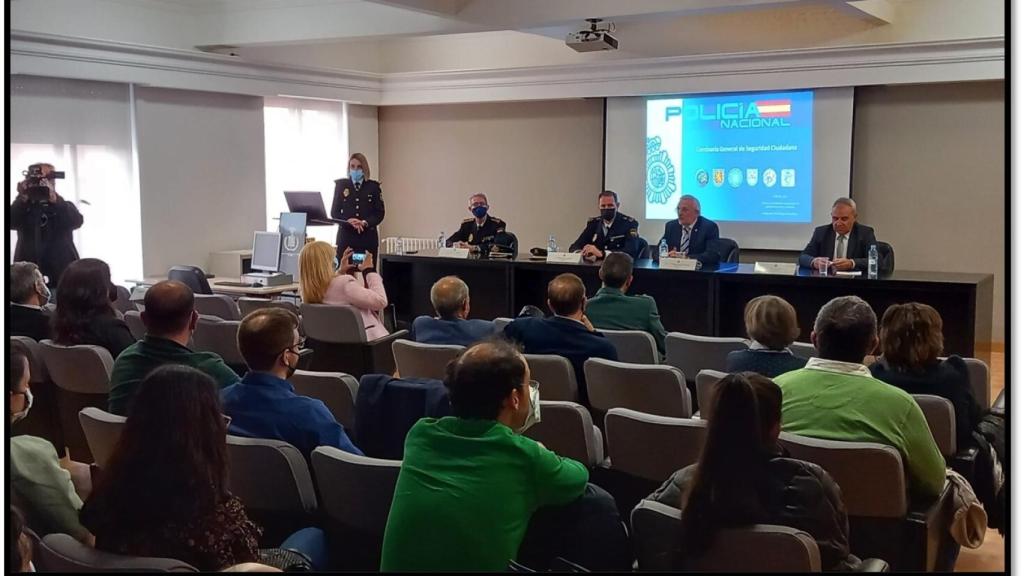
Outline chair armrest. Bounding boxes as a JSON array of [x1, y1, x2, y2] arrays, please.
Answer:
[[855, 558, 890, 572], [367, 329, 409, 347], [951, 446, 979, 479], [991, 389, 1005, 415], [907, 477, 953, 525], [906, 478, 957, 571]]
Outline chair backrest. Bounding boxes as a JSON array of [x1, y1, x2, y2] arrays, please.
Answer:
[[193, 293, 241, 320], [237, 297, 300, 317], [10, 336, 49, 383], [695, 369, 727, 418], [167, 265, 212, 295], [633, 236, 650, 260], [191, 316, 245, 367], [392, 340, 464, 380], [600, 329, 659, 364], [300, 303, 367, 343], [493, 317, 513, 331], [524, 354, 578, 402], [289, 370, 359, 430], [605, 407, 706, 482], [943, 356, 990, 408], [310, 446, 401, 535], [78, 407, 126, 469], [38, 533, 198, 572], [38, 340, 114, 394], [630, 500, 822, 572], [524, 400, 604, 467], [713, 237, 741, 264], [112, 285, 134, 314], [226, 436, 318, 515], [665, 332, 748, 379], [584, 358, 691, 418], [876, 241, 895, 274], [790, 341, 816, 359], [779, 432, 907, 518], [913, 394, 956, 457], [123, 310, 146, 340]]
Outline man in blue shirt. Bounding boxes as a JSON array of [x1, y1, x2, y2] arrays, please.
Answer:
[[221, 308, 362, 458], [411, 276, 496, 346]]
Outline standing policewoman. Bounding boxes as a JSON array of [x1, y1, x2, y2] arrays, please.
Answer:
[[331, 152, 385, 261]]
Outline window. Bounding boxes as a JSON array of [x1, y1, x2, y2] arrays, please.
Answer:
[[263, 97, 348, 240], [9, 76, 142, 286]]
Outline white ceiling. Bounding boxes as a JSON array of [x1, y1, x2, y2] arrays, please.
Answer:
[[11, 0, 1005, 75]]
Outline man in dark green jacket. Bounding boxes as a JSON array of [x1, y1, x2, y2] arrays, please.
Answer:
[[584, 252, 668, 358]]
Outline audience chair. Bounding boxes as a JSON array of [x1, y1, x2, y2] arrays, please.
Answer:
[[289, 370, 359, 430], [584, 358, 691, 418], [10, 336, 65, 455], [112, 285, 134, 314], [664, 332, 747, 381], [193, 293, 241, 320], [694, 369, 727, 418], [226, 436, 318, 545], [600, 329, 659, 364], [167, 265, 212, 295], [192, 315, 246, 376], [631, 499, 823, 572], [392, 340, 464, 380], [300, 303, 408, 378], [493, 317, 514, 331], [38, 341, 114, 463], [779, 432, 958, 571], [311, 446, 402, 571], [524, 400, 604, 467], [938, 356, 990, 408], [912, 394, 956, 458], [124, 310, 146, 340], [78, 407, 126, 470], [524, 354, 579, 402], [604, 408, 706, 483], [237, 297, 300, 317], [790, 341, 816, 359], [877, 241, 895, 274], [37, 533, 198, 572]]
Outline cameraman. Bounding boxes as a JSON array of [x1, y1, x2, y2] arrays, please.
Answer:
[[10, 163, 84, 290]]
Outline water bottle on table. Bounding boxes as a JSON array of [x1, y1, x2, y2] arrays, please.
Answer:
[[438, 231, 445, 249], [868, 244, 879, 279], [659, 238, 668, 259], [548, 234, 558, 254]]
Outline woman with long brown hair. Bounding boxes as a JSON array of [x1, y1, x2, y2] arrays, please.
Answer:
[[330, 152, 385, 262], [53, 258, 135, 358], [647, 372, 860, 571]]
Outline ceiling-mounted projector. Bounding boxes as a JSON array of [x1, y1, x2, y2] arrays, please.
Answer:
[[566, 18, 618, 52]]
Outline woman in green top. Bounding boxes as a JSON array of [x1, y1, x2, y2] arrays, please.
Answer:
[[380, 340, 629, 572]]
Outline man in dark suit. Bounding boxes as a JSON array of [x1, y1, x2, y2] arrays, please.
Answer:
[[503, 273, 618, 405], [9, 261, 53, 341], [411, 276, 497, 346], [798, 197, 878, 272], [569, 190, 642, 261], [445, 194, 509, 254], [585, 253, 668, 358], [659, 195, 720, 267]]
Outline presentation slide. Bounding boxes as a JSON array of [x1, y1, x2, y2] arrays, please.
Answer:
[[645, 90, 814, 223]]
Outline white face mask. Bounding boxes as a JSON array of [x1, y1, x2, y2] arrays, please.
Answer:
[[12, 388, 33, 423], [516, 382, 542, 434]]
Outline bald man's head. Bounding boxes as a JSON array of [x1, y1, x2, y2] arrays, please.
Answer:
[[430, 275, 470, 319], [142, 280, 196, 336], [547, 273, 586, 317]]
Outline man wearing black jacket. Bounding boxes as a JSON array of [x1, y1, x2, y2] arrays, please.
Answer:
[[9, 261, 53, 341], [10, 164, 83, 289]]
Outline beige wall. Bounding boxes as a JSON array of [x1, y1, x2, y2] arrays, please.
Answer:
[[378, 99, 604, 250], [852, 81, 1004, 341]]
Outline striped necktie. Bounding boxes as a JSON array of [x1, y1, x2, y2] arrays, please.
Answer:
[[681, 226, 691, 254]]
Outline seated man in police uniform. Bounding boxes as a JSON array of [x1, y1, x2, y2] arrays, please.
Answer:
[[569, 190, 641, 262], [445, 193, 510, 254]]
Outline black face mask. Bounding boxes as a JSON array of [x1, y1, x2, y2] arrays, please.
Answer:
[[600, 208, 616, 222]]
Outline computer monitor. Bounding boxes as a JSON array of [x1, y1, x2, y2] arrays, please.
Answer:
[[251, 231, 282, 272]]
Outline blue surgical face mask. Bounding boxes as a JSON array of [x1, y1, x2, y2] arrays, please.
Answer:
[[350, 168, 364, 183], [471, 206, 488, 219]]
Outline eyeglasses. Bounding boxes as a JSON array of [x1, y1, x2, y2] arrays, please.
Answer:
[[280, 337, 307, 356]]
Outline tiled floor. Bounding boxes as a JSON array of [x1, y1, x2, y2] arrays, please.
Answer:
[[954, 350, 1005, 572]]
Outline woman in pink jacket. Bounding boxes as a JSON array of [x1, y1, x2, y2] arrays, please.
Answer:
[[298, 241, 390, 340]]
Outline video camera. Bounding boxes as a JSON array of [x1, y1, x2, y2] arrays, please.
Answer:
[[21, 164, 65, 203]]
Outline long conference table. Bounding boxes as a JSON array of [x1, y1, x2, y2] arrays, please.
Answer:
[[380, 250, 994, 360]]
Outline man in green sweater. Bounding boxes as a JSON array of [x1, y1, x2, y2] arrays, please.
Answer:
[[584, 252, 668, 358], [775, 295, 946, 500], [107, 281, 239, 415], [381, 340, 625, 572]]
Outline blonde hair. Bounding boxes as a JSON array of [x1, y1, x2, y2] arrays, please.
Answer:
[[744, 295, 800, 350], [298, 241, 336, 304], [349, 153, 371, 180]]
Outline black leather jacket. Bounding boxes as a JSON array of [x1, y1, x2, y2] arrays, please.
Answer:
[[647, 448, 858, 571]]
